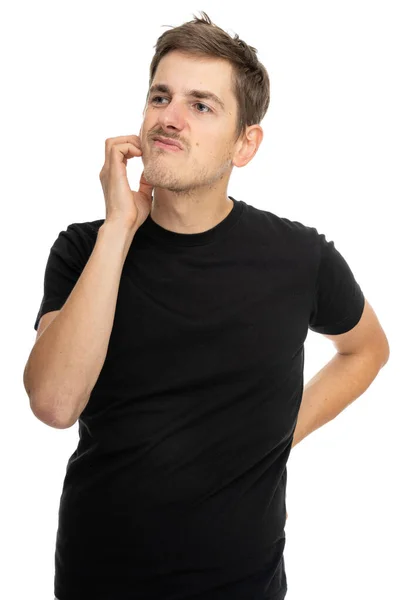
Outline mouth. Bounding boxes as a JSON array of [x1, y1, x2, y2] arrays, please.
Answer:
[[152, 136, 183, 152]]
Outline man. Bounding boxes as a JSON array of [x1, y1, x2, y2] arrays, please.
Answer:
[[24, 12, 389, 600]]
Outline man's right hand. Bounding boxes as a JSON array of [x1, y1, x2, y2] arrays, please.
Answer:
[[99, 135, 154, 231]]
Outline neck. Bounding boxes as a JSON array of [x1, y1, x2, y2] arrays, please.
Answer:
[[150, 188, 234, 234]]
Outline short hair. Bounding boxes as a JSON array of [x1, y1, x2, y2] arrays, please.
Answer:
[[147, 11, 270, 142]]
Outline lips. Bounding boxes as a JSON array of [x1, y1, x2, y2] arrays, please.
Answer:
[[152, 136, 183, 150]]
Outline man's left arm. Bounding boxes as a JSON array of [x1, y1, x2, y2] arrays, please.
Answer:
[[292, 299, 390, 449]]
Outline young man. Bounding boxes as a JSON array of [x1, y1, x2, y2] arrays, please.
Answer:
[[25, 11, 389, 600]]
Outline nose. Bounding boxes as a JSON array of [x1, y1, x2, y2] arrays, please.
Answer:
[[157, 98, 187, 131]]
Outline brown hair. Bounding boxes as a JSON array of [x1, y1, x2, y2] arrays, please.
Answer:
[[147, 11, 270, 142]]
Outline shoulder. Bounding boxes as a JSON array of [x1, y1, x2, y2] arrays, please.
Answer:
[[243, 201, 319, 247], [48, 218, 105, 262], [61, 218, 104, 237], [53, 217, 105, 246]]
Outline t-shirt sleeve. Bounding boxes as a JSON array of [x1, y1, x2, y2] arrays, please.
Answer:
[[34, 222, 97, 331], [308, 231, 365, 335]]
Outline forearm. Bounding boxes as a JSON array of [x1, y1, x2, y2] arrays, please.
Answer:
[[291, 351, 387, 449], [25, 222, 137, 429]]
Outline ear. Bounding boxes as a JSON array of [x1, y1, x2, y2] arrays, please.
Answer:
[[233, 125, 263, 168]]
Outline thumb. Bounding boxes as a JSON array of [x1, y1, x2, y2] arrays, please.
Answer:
[[138, 170, 154, 202]]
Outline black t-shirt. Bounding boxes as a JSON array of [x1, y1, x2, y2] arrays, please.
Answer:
[[34, 197, 365, 600]]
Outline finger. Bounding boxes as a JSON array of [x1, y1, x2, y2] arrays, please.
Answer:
[[109, 142, 142, 164], [105, 135, 141, 160]]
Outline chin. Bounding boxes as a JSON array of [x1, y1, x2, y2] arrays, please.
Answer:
[[143, 163, 178, 187]]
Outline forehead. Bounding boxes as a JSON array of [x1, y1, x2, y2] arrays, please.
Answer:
[[152, 50, 235, 108]]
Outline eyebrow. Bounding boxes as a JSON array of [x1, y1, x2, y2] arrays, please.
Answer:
[[148, 83, 226, 111]]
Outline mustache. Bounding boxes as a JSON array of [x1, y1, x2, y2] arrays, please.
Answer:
[[150, 133, 184, 145]]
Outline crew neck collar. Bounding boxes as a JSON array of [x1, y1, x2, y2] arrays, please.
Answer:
[[137, 196, 244, 247]]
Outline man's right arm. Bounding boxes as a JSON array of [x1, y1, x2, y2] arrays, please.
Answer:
[[23, 222, 137, 429]]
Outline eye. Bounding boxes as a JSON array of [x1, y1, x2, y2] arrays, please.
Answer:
[[194, 102, 211, 114], [151, 96, 167, 105], [151, 96, 212, 114]]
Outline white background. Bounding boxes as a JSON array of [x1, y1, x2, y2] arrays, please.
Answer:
[[2, 1, 398, 598]]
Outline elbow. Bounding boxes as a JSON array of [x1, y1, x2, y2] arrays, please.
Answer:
[[379, 337, 390, 368], [29, 395, 76, 430]]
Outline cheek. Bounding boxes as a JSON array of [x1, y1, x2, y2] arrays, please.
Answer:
[[196, 136, 221, 155], [208, 140, 231, 160]]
